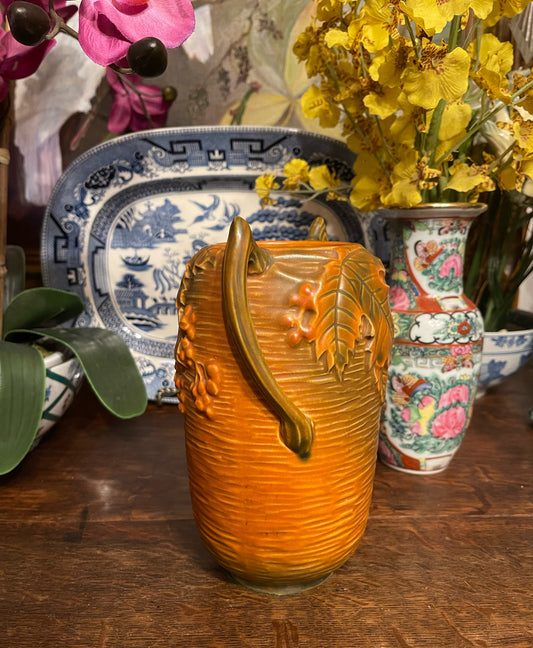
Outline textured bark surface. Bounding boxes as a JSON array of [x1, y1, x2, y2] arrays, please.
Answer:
[[0, 362, 532, 647]]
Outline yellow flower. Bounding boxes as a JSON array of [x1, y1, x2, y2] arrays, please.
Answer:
[[282, 159, 310, 189], [436, 101, 472, 142], [255, 174, 280, 206], [446, 161, 495, 194], [383, 150, 441, 208], [512, 72, 533, 115], [369, 38, 413, 88], [350, 154, 391, 211], [470, 34, 514, 102], [403, 0, 470, 35], [389, 93, 424, 146], [324, 28, 353, 50], [301, 84, 341, 128], [308, 165, 341, 192], [403, 43, 470, 110], [316, 0, 344, 22], [498, 157, 533, 193], [363, 82, 402, 120], [355, 0, 402, 53], [511, 108, 533, 156], [468, 0, 496, 19], [485, 0, 531, 27]]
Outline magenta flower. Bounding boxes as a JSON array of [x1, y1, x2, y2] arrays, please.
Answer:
[[0, 0, 77, 102], [106, 68, 171, 133], [78, 0, 195, 67], [0, 28, 51, 101]]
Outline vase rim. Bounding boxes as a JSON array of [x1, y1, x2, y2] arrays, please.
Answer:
[[381, 202, 487, 220]]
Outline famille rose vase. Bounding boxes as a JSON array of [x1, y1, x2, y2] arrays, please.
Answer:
[[378, 204, 486, 474], [175, 216, 392, 594]]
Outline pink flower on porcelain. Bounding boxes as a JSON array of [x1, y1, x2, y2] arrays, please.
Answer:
[[438, 384, 470, 408], [438, 252, 462, 278], [431, 406, 466, 439], [420, 395, 434, 408], [411, 421, 423, 436], [378, 439, 397, 465], [106, 68, 171, 133], [400, 408, 411, 422], [451, 344, 472, 357], [389, 285, 410, 310], [78, 0, 195, 67]]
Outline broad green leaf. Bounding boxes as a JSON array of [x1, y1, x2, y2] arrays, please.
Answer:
[[0, 341, 45, 475], [6, 327, 147, 419], [2, 288, 84, 338]]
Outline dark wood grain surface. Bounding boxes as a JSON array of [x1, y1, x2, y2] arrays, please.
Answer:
[[1, 363, 532, 648]]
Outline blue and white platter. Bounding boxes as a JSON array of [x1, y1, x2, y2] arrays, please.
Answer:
[[41, 126, 362, 402]]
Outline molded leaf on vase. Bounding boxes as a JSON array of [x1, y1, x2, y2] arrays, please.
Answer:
[[314, 247, 393, 396]]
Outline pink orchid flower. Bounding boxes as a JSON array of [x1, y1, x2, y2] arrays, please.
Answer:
[[106, 68, 172, 133], [78, 0, 195, 67], [0, 28, 51, 101], [0, 0, 77, 102]]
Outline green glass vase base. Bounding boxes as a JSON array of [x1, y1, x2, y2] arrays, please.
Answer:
[[228, 572, 332, 596]]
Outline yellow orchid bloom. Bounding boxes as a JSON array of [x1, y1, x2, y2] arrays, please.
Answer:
[[301, 84, 341, 128], [511, 109, 533, 156], [468, 0, 496, 19], [316, 0, 345, 22], [446, 161, 495, 194], [355, 0, 402, 54], [403, 43, 470, 110], [369, 37, 414, 88], [382, 150, 442, 208], [363, 82, 403, 120], [403, 0, 470, 35], [324, 28, 353, 50], [255, 174, 280, 207], [485, 0, 531, 27], [283, 159, 310, 189], [436, 101, 472, 142], [309, 165, 342, 192]]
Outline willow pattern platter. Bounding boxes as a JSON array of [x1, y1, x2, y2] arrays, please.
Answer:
[[41, 126, 361, 402]]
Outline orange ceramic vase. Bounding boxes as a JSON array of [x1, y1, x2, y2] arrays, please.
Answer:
[[175, 217, 393, 594]]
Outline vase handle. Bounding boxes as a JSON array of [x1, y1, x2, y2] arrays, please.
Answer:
[[221, 217, 315, 458]]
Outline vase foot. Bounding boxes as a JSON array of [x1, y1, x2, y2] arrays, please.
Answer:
[[379, 456, 450, 475], [228, 572, 332, 595]]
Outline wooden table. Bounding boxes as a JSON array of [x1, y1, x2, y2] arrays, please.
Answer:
[[1, 363, 532, 648]]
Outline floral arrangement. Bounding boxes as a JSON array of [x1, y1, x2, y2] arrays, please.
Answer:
[[254, 0, 533, 332], [256, 0, 533, 210], [0, 0, 195, 133]]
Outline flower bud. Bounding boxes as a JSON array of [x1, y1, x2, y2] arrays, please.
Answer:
[[127, 37, 168, 77], [7, 1, 51, 46]]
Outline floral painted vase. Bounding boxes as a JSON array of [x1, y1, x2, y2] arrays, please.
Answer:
[[379, 204, 486, 474], [175, 216, 392, 594]]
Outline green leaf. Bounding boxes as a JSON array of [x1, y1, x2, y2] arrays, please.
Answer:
[[2, 288, 84, 338], [0, 341, 45, 475], [6, 327, 147, 419]]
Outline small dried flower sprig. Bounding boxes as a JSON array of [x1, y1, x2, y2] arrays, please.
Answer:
[[255, 158, 352, 207]]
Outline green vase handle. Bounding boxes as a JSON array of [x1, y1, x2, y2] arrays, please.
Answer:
[[221, 217, 315, 458]]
